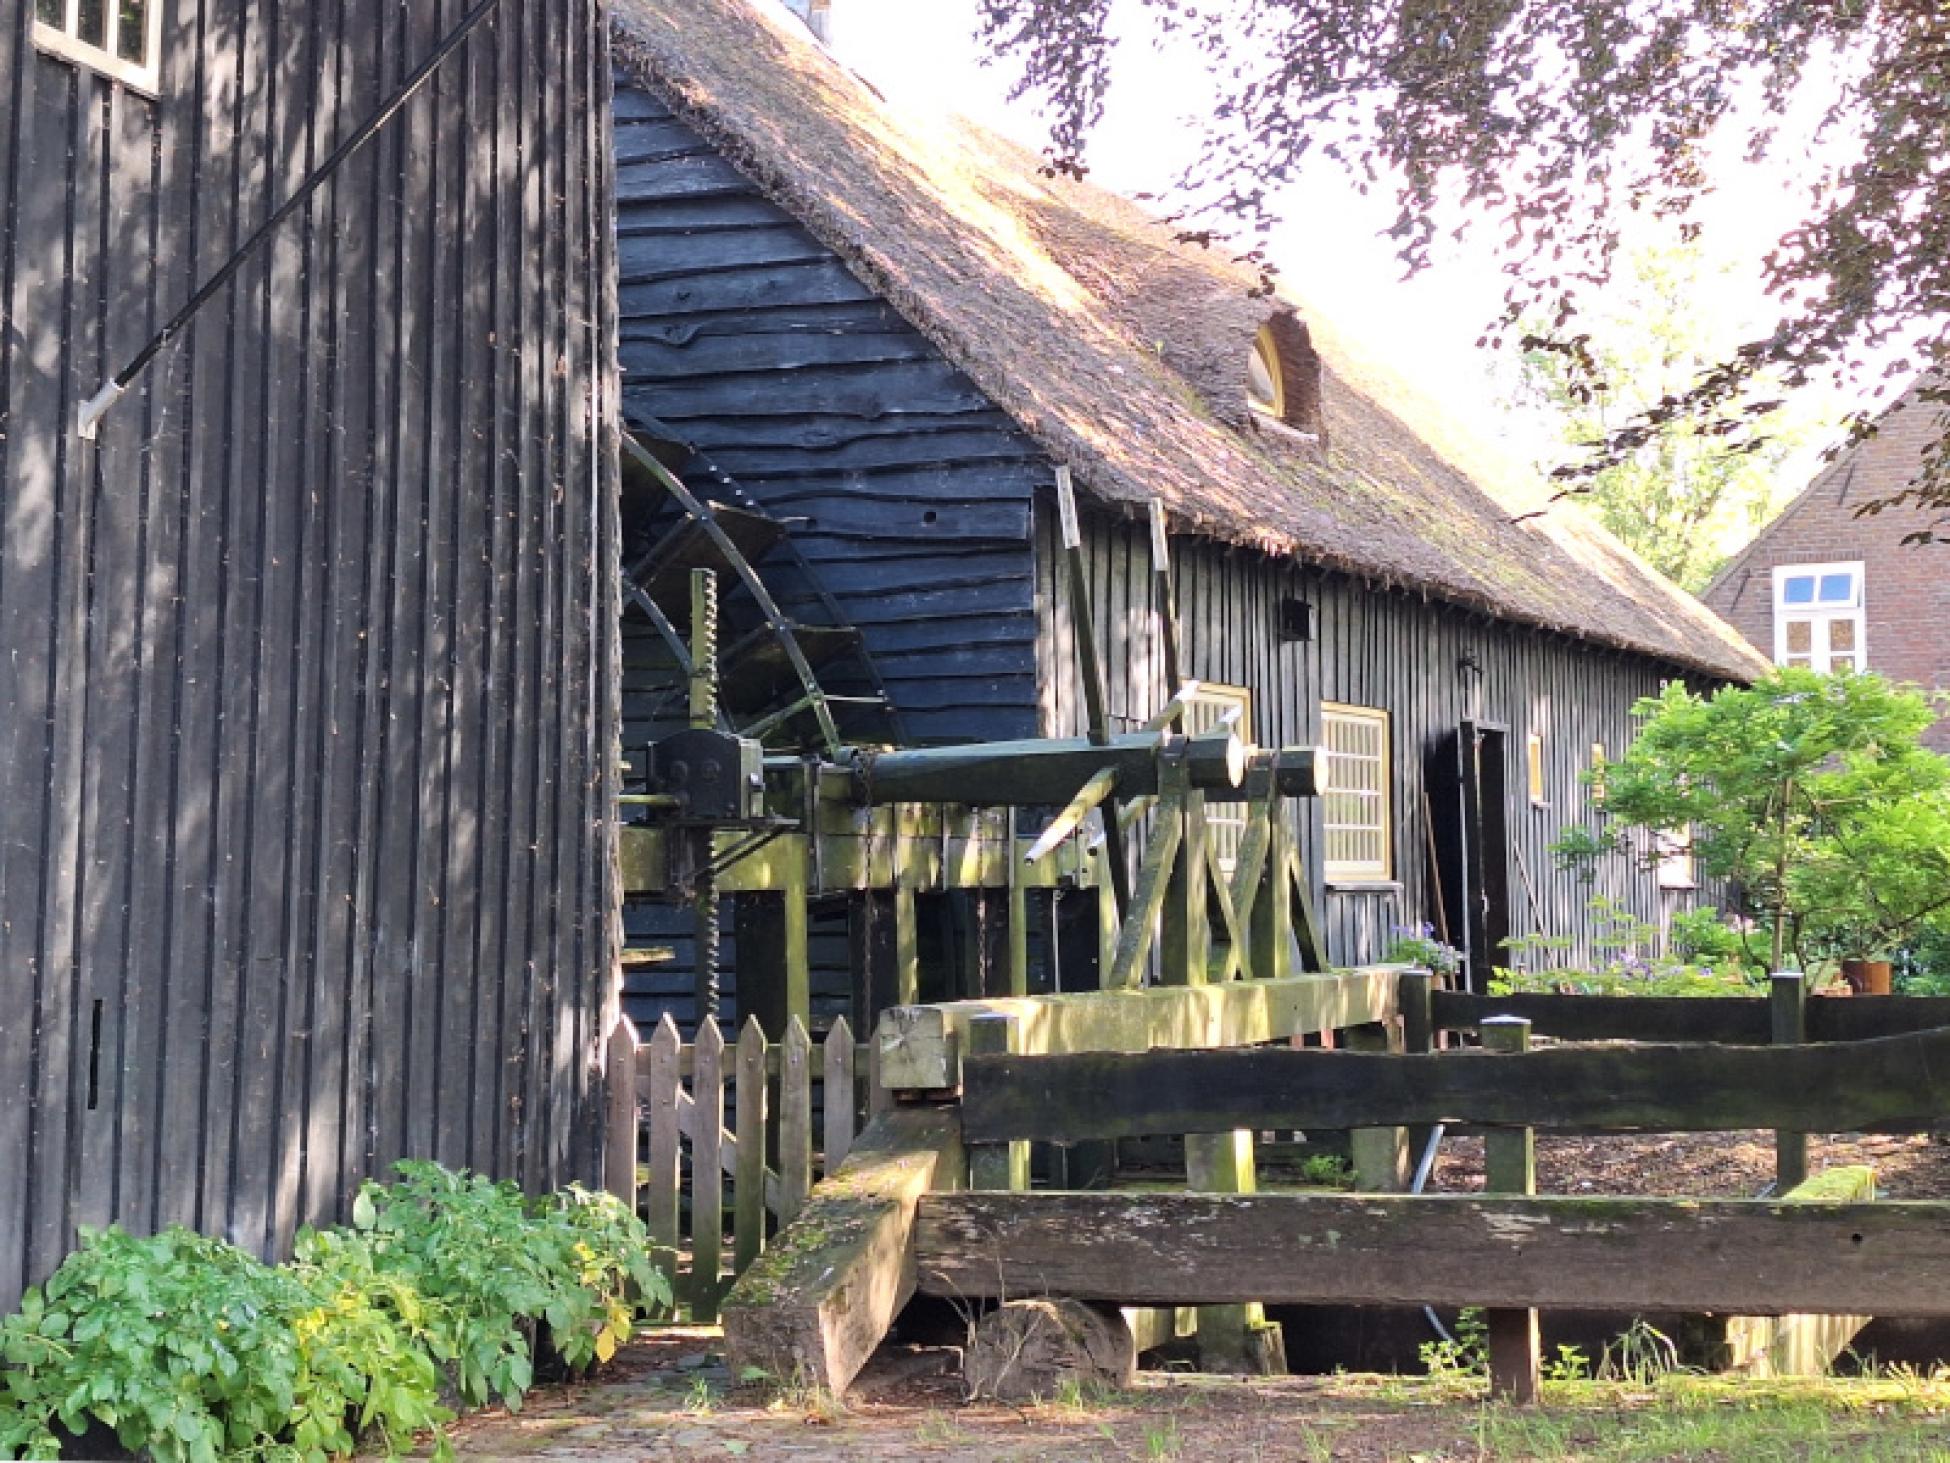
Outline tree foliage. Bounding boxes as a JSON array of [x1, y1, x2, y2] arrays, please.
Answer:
[[1506, 240, 1815, 590], [1553, 669, 1950, 973], [975, 0, 1950, 521]]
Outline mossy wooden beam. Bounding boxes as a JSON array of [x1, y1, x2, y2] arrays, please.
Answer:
[[874, 968, 1401, 1092], [722, 1105, 964, 1396], [915, 1191, 1950, 1316], [1723, 1165, 1877, 1377], [957, 1022, 1950, 1144], [1431, 991, 1950, 1045]]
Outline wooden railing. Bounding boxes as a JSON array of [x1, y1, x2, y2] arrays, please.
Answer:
[[605, 1014, 878, 1320]]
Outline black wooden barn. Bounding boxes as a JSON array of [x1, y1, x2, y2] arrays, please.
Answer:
[[606, 0, 1769, 1035], [0, 0, 620, 1310]]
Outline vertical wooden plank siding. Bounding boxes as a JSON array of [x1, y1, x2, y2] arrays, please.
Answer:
[[0, 0, 620, 1312], [1036, 502, 1716, 970]]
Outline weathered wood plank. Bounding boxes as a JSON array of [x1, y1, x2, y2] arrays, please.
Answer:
[[966, 1014, 1029, 1193], [735, 1020, 768, 1277], [876, 968, 1399, 1091], [691, 1020, 726, 1321], [916, 1192, 1950, 1316], [779, 1018, 814, 1224], [958, 1023, 1950, 1143], [724, 1106, 964, 1395], [824, 1018, 857, 1172], [645, 1016, 683, 1287], [604, 1018, 640, 1208], [1774, 973, 1809, 1192]]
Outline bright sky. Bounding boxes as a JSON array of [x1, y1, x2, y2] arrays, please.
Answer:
[[823, 0, 1860, 498]]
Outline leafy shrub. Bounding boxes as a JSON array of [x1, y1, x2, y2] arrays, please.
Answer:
[[1496, 896, 1762, 996], [0, 1164, 668, 1461]]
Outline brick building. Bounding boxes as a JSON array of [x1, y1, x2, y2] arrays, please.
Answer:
[[1702, 376, 1950, 750]]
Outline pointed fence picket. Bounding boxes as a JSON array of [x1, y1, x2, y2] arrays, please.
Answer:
[[617, 1014, 868, 1315]]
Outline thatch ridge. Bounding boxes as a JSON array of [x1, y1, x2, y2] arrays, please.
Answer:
[[611, 0, 1769, 682]]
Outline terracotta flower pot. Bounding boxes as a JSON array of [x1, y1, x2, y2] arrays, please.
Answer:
[[1842, 958, 1893, 995]]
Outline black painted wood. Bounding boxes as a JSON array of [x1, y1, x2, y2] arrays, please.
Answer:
[[960, 1028, 1950, 1143], [1431, 991, 1950, 1044], [611, 75, 1041, 754], [0, 0, 618, 1312]]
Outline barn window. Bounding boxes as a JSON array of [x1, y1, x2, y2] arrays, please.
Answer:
[[1589, 742, 1608, 806], [1526, 733, 1547, 805], [1181, 682, 1253, 875], [1321, 703, 1391, 883], [1772, 561, 1864, 673], [33, 0, 162, 93], [1655, 827, 1696, 890]]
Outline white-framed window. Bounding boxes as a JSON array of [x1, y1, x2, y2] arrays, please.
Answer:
[[1772, 561, 1865, 673], [1655, 827, 1696, 890], [1321, 703, 1391, 883], [1181, 682, 1253, 875], [33, 0, 164, 94]]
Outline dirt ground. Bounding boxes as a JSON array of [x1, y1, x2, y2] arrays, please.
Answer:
[[438, 1132, 1950, 1460], [1431, 1129, 1950, 1200]]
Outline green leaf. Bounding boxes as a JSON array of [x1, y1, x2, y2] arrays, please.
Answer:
[[351, 1190, 377, 1231]]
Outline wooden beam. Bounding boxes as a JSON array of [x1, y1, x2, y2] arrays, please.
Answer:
[[957, 1024, 1950, 1144], [849, 730, 1244, 808], [723, 1106, 964, 1396], [874, 968, 1400, 1092], [915, 1191, 1950, 1317], [1773, 973, 1809, 1191], [1431, 990, 1950, 1045]]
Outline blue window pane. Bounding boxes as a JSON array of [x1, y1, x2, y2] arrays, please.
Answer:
[[1818, 572, 1854, 604], [1782, 575, 1816, 605]]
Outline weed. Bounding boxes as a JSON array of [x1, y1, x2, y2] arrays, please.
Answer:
[[914, 1409, 966, 1445], [1419, 1306, 1489, 1379], [1143, 1413, 1183, 1458], [1298, 1154, 1355, 1189], [1598, 1318, 1686, 1384], [684, 1375, 720, 1415]]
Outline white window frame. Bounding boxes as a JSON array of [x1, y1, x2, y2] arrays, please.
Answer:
[[1179, 682, 1253, 876], [33, 0, 164, 96], [1655, 827, 1697, 891], [1321, 702, 1392, 884], [1771, 561, 1866, 674]]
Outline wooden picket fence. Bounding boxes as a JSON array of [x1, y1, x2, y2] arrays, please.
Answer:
[[605, 1013, 878, 1320]]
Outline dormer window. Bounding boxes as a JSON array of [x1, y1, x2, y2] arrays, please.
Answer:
[[1246, 309, 1325, 444], [1248, 328, 1286, 419]]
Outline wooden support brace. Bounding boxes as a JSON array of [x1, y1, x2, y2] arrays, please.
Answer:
[[723, 1106, 964, 1397], [1773, 972, 1809, 1192], [1345, 1021, 1410, 1193], [1185, 1128, 1285, 1375], [1723, 1165, 1877, 1376], [1482, 1016, 1539, 1405], [1107, 781, 1185, 990], [965, 1014, 1030, 1193]]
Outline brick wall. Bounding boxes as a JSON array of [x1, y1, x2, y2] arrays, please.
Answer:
[[1702, 381, 1950, 751]]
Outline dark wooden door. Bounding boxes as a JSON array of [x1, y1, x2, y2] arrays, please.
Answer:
[[1428, 722, 1512, 992]]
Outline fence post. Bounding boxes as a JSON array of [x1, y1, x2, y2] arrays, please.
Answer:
[[1347, 1021, 1409, 1191], [1772, 972, 1809, 1192], [1482, 1015, 1539, 1404], [1186, 1128, 1286, 1374], [691, 1019, 726, 1322], [734, 1018, 769, 1277], [1398, 969, 1436, 1173], [824, 1017, 857, 1173], [604, 1017, 640, 1209], [779, 1017, 814, 1223], [965, 1013, 1029, 1192], [646, 1014, 683, 1296]]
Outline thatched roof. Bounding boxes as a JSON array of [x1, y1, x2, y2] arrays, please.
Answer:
[[611, 0, 1769, 682]]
